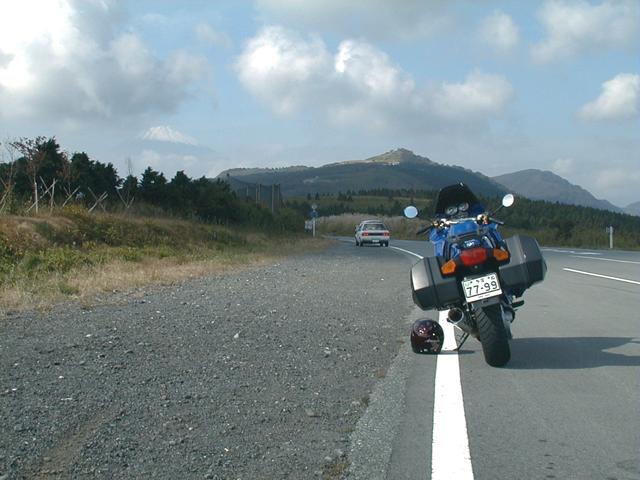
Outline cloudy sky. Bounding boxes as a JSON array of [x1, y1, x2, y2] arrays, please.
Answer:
[[1, 0, 639, 206]]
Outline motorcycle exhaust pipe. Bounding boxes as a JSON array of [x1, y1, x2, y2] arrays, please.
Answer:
[[448, 307, 479, 338], [447, 307, 465, 325]]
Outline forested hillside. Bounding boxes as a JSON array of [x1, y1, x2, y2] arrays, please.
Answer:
[[0, 137, 302, 231], [3, 137, 638, 250], [219, 148, 506, 197], [287, 189, 640, 250], [0, 136, 314, 313]]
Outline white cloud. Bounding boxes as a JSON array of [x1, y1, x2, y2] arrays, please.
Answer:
[[133, 148, 232, 182], [531, 0, 640, 63], [137, 149, 199, 174], [195, 23, 232, 49], [551, 157, 575, 176], [431, 71, 514, 119], [478, 11, 520, 54], [141, 126, 198, 146], [335, 41, 414, 98], [579, 73, 640, 120], [235, 26, 333, 116], [254, 0, 451, 40], [0, 0, 211, 123], [331, 40, 419, 128], [236, 27, 514, 130]]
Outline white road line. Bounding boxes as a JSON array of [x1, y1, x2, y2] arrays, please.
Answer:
[[542, 248, 601, 255], [390, 245, 424, 259], [569, 255, 640, 265], [563, 268, 640, 285], [432, 310, 474, 480], [388, 244, 474, 479]]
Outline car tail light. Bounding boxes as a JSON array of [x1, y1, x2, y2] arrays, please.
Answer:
[[459, 247, 488, 267], [440, 259, 456, 275], [362, 232, 369, 236], [383, 231, 390, 236], [493, 248, 509, 262]]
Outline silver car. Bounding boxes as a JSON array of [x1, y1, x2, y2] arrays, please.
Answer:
[[355, 220, 390, 247]]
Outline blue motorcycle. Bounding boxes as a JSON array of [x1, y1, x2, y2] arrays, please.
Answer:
[[405, 183, 546, 367]]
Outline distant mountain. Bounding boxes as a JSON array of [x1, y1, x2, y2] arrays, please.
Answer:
[[625, 201, 640, 216], [492, 169, 623, 213], [219, 148, 506, 198]]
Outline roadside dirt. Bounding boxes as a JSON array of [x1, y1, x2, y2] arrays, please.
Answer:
[[0, 242, 414, 479]]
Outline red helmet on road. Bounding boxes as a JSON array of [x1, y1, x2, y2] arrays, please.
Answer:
[[411, 320, 444, 354]]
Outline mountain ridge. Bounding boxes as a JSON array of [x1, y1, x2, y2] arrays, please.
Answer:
[[217, 149, 637, 215], [492, 169, 623, 213], [218, 148, 506, 198], [624, 201, 640, 216]]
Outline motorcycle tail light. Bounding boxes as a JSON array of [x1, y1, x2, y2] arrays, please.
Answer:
[[493, 248, 509, 262], [459, 247, 488, 267], [441, 259, 457, 275]]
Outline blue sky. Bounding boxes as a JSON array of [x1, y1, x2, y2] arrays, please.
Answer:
[[1, 0, 639, 206]]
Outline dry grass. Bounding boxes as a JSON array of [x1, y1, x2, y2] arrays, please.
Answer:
[[1, 242, 329, 315], [0, 211, 331, 316], [0, 238, 331, 315], [316, 213, 421, 239]]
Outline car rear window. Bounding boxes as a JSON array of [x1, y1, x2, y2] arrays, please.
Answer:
[[364, 224, 385, 230]]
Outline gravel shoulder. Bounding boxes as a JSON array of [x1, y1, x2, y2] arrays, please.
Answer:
[[1, 242, 415, 479]]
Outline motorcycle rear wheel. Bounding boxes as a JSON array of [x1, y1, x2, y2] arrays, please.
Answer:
[[474, 304, 511, 367]]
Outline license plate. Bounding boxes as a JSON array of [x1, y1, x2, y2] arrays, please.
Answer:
[[462, 273, 502, 302], [371, 239, 379, 243]]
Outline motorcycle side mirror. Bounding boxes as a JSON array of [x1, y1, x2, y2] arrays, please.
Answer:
[[502, 193, 515, 208], [404, 206, 418, 219]]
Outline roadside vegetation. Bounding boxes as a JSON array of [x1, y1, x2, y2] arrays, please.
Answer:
[[2, 136, 638, 315], [0, 137, 324, 315], [289, 189, 640, 250], [0, 208, 327, 315]]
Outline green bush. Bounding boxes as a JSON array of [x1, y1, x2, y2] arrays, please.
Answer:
[[20, 248, 91, 275]]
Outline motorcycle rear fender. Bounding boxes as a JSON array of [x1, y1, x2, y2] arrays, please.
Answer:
[[471, 296, 501, 308]]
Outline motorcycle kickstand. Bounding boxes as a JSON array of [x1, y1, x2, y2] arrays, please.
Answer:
[[455, 331, 470, 351]]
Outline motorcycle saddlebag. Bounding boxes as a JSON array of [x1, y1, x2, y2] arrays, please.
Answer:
[[411, 256, 461, 311], [498, 235, 547, 293]]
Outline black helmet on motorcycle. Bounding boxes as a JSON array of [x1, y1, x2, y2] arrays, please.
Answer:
[[410, 319, 444, 354]]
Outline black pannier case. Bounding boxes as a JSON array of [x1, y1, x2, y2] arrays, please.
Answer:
[[411, 256, 461, 311], [498, 235, 547, 293], [410, 234, 546, 311]]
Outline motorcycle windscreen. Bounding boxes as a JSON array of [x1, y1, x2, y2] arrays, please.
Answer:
[[434, 183, 483, 216]]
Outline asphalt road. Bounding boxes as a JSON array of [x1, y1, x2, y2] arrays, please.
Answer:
[[2, 238, 638, 479], [346, 238, 640, 480]]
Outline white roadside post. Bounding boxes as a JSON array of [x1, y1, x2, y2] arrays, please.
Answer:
[[608, 226, 614, 249], [311, 203, 318, 238]]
